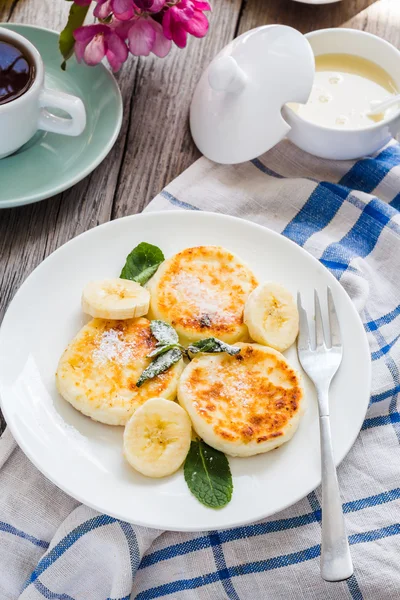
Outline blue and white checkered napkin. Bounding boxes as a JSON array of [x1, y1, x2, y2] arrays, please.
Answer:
[[2, 139, 400, 600]]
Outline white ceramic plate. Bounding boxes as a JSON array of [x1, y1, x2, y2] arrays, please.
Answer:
[[0, 212, 370, 531]]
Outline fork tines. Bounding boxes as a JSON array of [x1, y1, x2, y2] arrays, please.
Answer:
[[297, 287, 342, 351]]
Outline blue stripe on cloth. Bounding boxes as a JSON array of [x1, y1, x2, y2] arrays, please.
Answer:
[[319, 198, 393, 279], [136, 546, 322, 600], [339, 146, 400, 193], [119, 521, 141, 579], [384, 217, 400, 237], [371, 385, 400, 404], [222, 545, 321, 575], [343, 488, 400, 512], [339, 160, 388, 194], [251, 158, 284, 178], [390, 193, 400, 210], [282, 182, 349, 247], [140, 487, 400, 569], [307, 492, 364, 600], [375, 145, 400, 164], [307, 491, 321, 515], [26, 515, 116, 586], [160, 190, 200, 211], [386, 360, 400, 444], [34, 579, 76, 600], [364, 305, 400, 332], [252, 153, 400, 238], [140, 535, 213, 569], [349, 523, 400, 544], [107, 596, 131, 600], [371, 334, 400, 361], [218, 513, 317, 543], [362, 412, 400, 429], [364, 308, 400, 442], [209, 532, 240, 600], [319, 259, 350, 273], [0, 520, 49, 549], [347, 575, 365, 600], [137, 523, 400, 600], [140, 513, 319, 569]]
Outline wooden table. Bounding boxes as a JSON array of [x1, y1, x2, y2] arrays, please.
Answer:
[[1, 0, 400, 433]]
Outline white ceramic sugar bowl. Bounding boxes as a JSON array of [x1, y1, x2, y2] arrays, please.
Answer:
[[190, 25, 400, 163]]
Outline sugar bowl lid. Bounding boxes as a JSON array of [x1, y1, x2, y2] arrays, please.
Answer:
[[190, 25, 315, 164]]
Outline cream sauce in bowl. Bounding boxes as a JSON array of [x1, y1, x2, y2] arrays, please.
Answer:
[[288, 53, 398, 129]]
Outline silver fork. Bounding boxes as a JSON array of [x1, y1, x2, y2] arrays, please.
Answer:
[[297, 288, 353, 582]]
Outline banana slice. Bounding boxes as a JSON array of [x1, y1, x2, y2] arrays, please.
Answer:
[[244, 282, 299, 352], [82, 278, 150, 320], [123, 398, 192, 478]]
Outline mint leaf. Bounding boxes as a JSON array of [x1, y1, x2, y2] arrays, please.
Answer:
[[151, 320, 179, 346], [187, 338, 240, 356], [136, 347, 182, 387], [147, 343, 178, 359], [120, 242, 164, 285], [59, 2, 90, 70], [184, 440, 233, 508]]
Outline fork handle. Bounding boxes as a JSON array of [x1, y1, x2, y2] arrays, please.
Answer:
[[319, 414, 354, 581]]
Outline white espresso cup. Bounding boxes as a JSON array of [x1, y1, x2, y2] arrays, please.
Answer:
[[0, 29, 86, 158]]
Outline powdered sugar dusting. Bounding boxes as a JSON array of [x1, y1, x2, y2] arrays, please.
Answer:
[[92, 329, 133, 366], [171, 272, 236, 324], [229, 372, 252, 407]]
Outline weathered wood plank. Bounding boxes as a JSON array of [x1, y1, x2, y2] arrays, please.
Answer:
[[238, 0, 400, 44], [110, 0, 243, 217], [2, 0, 70, 27]]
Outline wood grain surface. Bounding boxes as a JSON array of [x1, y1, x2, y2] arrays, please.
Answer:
[[0, 0, 399, 433]]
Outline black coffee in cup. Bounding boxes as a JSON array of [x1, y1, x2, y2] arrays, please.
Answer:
[[0, 37, 35, 105]]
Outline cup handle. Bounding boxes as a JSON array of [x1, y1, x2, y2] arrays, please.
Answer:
[[38, 88, 86, 136]]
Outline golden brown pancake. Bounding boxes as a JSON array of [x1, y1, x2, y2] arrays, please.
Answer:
[[56, 317, 183, 425], [147, 246, 258, 344], [178, 343, 303, 457]]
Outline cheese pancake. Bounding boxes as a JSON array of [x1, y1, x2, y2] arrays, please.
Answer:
[[178, 343, 303, 457], [56, 318, 183, 426], [147, 246, 258, 344]]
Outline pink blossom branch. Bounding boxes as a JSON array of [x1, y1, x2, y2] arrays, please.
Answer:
[[60, 0, 211, 71]]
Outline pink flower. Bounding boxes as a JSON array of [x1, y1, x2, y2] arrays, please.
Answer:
[[93, 0, 113, 19], [74, 23, 128, 71], [93, 0, 135, 20], [162, 0, 210, 49], [127, 18, 171, 57], [134, 0, 166, 12], [75, 0, 166, 18]]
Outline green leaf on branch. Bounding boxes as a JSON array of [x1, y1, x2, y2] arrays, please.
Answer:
[[146, 343, 179, 359], [150, 320, 179, 346], [59, 2, 90, 70], [187, 337, 240, 356], [136, 347, 182, 387]]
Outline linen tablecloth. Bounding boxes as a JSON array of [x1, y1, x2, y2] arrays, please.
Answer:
[[1, 139, 400, 599]]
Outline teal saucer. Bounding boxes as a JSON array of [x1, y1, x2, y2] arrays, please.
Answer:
[[0, 24, 123, 209]]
